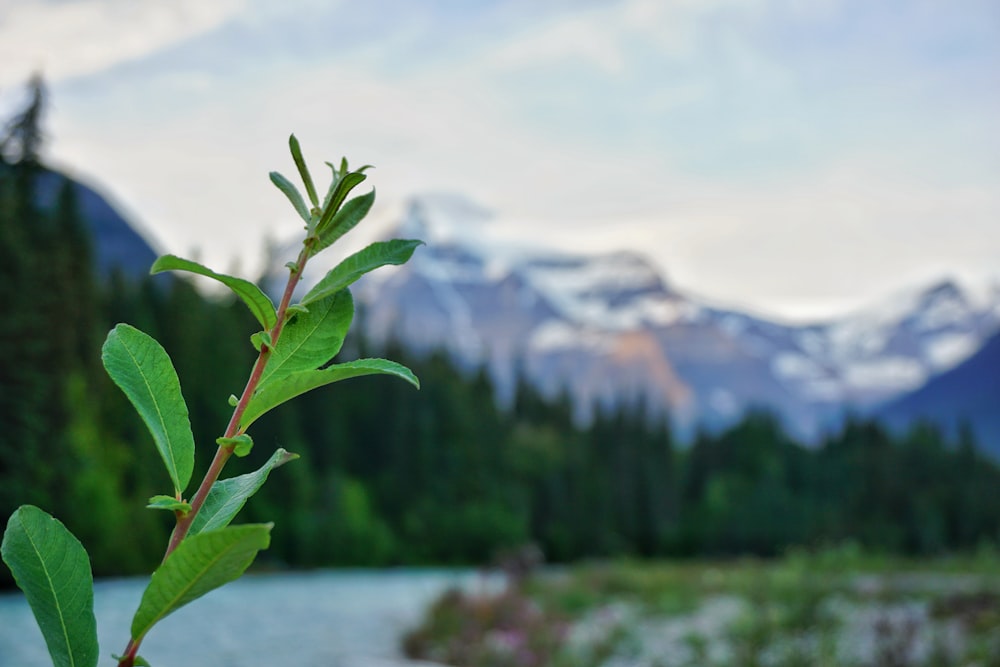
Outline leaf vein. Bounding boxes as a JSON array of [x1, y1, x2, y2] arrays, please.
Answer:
[[119, 334, 180, 489], [22, 517, 76, 667]]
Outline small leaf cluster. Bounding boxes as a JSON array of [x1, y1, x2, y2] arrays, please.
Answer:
[[1, 135, 421, 667]]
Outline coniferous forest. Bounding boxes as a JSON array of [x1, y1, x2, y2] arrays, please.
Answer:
[[4, 86, 1000, 590]]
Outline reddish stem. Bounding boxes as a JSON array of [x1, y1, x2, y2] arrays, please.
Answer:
[[117, 242, 314, 667]]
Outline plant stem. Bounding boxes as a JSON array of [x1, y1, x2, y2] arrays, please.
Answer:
[[118, 639, 140, 667], [117, 242, 314, 667]]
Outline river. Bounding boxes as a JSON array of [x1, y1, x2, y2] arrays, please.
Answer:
[[0, 569, 497, 667]]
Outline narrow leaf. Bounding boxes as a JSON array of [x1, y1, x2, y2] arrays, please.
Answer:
[[310, 189, 376, 255], [242, 359, 419, 428], [146, 496, 192, 514], [269, 171, 310, 223], [1, 506, 99, 667], [316, 172, 366, 236], [302, 239, 423, 307], [150, 255, 277, 330], [102, 324, 195, 493], [257, 290, 354, 387], [289, 134, 318, 208], [130, 524, 272, 642], [189, 449, 299, 536]]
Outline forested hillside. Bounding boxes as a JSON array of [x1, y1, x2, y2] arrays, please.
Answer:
[[3, 86, 1000, 589]]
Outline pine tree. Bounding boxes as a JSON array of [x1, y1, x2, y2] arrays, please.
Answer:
[[0, 74, 46, 165]]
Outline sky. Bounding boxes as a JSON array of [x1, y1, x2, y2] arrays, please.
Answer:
[[1, 0, 998, 321]]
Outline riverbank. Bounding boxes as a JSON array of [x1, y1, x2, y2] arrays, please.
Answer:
[[405, 549, 1000, 667]]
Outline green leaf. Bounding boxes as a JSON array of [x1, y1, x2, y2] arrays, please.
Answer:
[[241, 358, 419, 428], [316, 172, 366, 237], [216, 434, 254, 457], [310, 189, 375, 255], [146, 496, 192, 515], [102, 324, 195, 494], [130, 524, 272, 642], [250, 331, 271, 352], [257, 290, 354, 387], [1, 506, 99, 667], [250, 331, 273, 352], [150, 255, 277, 330], [302, 239, 423, 307], [269, 171, 310, 223], [189, 449, 299, 536], [289, 134, 319, 208]]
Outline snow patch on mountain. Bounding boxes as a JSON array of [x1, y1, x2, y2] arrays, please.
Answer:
[[516, 253, 666, 329], [842, 358, 927, 392], [924, 332, 978, 370], [772, 353, 826, 381], [531, 320, 612, 352]]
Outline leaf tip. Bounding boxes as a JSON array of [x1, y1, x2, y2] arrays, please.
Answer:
[[149, 255, 169, 275], [275, 449, 300, 466]]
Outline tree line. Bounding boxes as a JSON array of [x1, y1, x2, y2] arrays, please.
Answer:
[[3, 86, 1000, 587]]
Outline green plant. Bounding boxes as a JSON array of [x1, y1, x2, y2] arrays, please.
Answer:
[[0, 135, 422, 667]]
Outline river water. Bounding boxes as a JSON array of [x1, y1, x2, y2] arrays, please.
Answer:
[[0, 569, 496, 667]]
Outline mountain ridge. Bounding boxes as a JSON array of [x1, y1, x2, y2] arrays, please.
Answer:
[[878, 330, 1000, 456], [26, 165, 160, 278], [266, 193, 1000, 442]]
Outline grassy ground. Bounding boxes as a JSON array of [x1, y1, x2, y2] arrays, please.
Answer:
[[403, 545, 1000, 667]]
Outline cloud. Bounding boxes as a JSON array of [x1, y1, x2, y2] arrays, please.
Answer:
[[486, 0, 790, 74], [594, 153, 1000, 319], [45, 52, 674, 278], [488, 10, 628, 75], [0, 0, 244, 89], [14, 0, 1000, 320]]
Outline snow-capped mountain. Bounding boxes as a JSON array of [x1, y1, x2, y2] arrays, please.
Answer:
[[266, 194, 1000, 440], [780, 280, 1000, 404]]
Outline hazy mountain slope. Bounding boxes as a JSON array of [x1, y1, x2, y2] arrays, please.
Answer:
[[878, 331, 1000, 456], [31, 167, 159, 277]]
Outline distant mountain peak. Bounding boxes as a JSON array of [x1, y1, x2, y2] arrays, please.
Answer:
[[399, 192, 495, 245]]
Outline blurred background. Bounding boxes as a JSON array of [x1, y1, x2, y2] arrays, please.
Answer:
[[2, 1, 1000, 665]]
